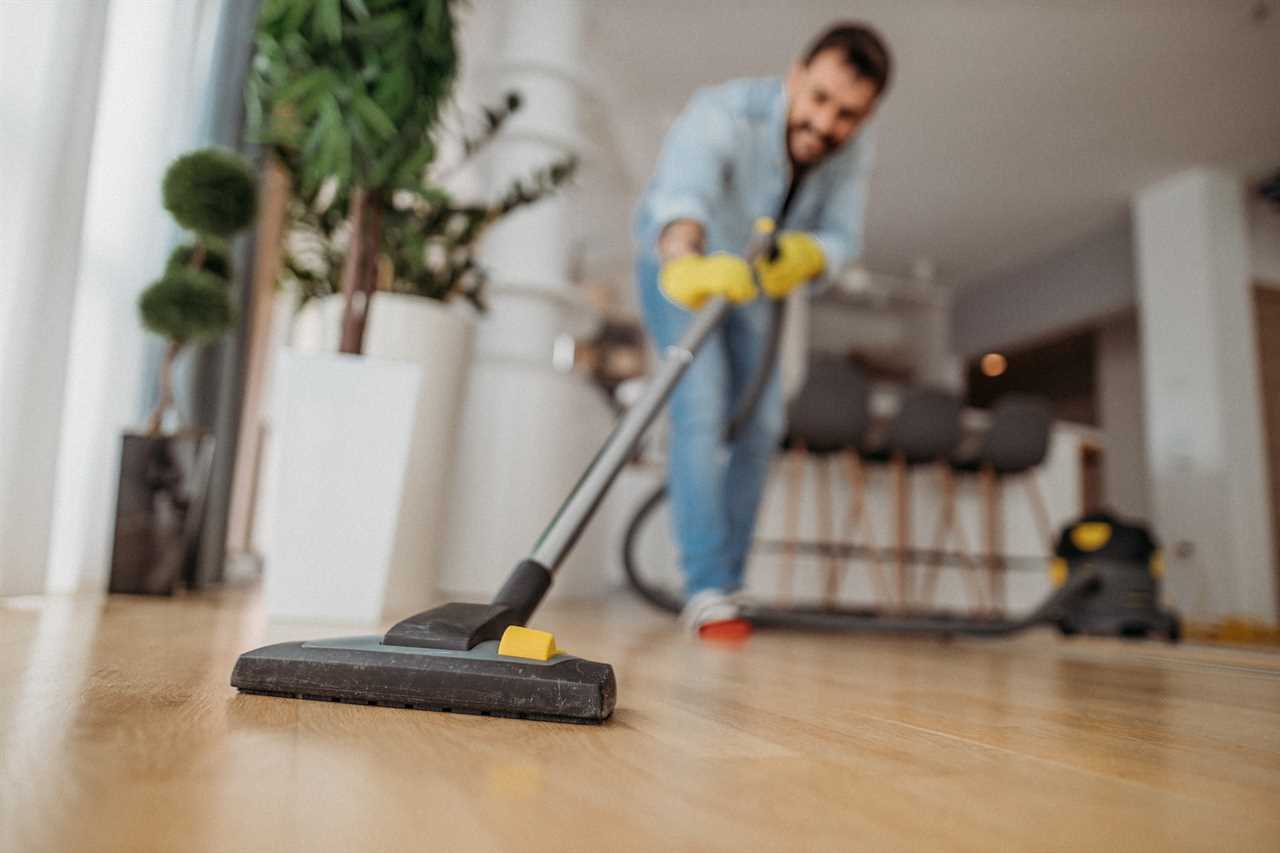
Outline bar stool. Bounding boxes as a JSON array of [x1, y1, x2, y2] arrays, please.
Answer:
[[926, 394, 1054, 613], [779, 356, 879, 605], [859, 387, 963, 609]]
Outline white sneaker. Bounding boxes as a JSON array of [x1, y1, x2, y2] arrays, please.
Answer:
[[680, 589, 742, 633]]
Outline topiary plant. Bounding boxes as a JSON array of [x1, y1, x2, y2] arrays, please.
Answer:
[[164, 149, 258, 237], [139, 147, 257, 435], [140, 268, 237, 342]]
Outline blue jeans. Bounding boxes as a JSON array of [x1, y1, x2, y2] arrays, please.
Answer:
[[636, 255, 785, 598]]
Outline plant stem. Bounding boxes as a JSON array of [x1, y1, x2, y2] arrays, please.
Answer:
[[227, 153, 293, 555], [145, 340, 184, 436], [190, 239, 206, 271], [338, 187, 382, 355]]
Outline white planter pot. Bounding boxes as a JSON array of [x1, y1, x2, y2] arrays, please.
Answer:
[[270, 293, 474, 622], [264, 351, 422, 624]]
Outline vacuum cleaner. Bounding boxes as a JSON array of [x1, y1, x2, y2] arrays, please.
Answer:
[[1049, 511, 1180, 640], [621, 292, 1181, 642], [231, 224, 784, 724]]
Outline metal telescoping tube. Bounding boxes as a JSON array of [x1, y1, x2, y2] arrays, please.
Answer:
[[529, 296, 733, 571]]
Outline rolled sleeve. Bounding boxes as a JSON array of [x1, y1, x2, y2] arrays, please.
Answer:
[[647, 194, 713, 241], [639, 89, 737, 250]]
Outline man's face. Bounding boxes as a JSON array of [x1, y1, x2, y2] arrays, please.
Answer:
[[786, 49, 880, 166]]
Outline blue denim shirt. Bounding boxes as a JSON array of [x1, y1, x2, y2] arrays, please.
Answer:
[[633, 76, 874, 276]]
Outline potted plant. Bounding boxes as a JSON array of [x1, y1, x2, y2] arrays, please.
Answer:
[[243, 0, 468, 623], [108, 147, 256, 595], [278, 92, 578, 616]]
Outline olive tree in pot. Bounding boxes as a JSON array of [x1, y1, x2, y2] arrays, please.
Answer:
[[108, 148, 256, 595]]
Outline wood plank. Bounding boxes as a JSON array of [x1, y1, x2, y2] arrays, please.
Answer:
[[1, 589, 1278, 852]]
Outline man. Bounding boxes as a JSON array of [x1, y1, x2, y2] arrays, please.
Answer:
[[633, 22, 892, 634]]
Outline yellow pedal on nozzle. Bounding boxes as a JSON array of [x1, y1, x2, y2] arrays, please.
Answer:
[[498, 626, 563, 661]]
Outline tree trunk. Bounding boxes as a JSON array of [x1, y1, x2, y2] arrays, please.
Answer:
[[226, 154, 293, 556], [338, 187, 383, 355], [145, 340, 184, 436]]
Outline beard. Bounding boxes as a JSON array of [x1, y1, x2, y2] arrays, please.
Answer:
[[787, 122, 840, 163]]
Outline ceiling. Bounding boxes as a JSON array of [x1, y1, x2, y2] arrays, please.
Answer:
[[566, 0, 1280, 287]]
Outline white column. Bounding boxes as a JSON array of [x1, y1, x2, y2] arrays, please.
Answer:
[[439, 0, 617, 599], [472, 0, 592, 366], [1133, 169, 1276, 622]]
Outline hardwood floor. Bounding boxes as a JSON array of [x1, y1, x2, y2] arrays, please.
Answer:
[[2, 587, 1278, 852]]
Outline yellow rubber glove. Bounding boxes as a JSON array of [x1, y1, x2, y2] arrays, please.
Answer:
[[659, 252, 757, 310], [753, 231, 825, 299]]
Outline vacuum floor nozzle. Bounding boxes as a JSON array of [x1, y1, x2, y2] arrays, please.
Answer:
[[232, 635, 616, 724]]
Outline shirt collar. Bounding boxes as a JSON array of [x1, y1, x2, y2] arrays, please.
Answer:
[[768, 77, 790, 180]]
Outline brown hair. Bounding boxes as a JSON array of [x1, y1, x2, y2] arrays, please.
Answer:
[[803, 22, 893, 95]]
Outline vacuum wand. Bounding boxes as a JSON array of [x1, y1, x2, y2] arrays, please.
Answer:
[[528, 295, 733, 572], [524, 221, 780, 577]]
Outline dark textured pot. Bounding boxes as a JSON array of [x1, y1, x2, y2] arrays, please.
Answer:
[[108, 431, 215, 595]]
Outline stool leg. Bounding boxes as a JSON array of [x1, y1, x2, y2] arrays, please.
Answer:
[[950, 487, 985, 613], [918, 465, 954, 608], [843, 452, 889, 606], [817, 455, 839, 606], [1022, 471, 1054, 554], [893, 451, 910, 609], [981, 465, 1005, 615], [780, 443, 806, 604]]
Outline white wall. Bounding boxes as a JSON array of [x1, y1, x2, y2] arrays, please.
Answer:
[[951, 222, 1134, 358], [1096, 315, 1149, 519]]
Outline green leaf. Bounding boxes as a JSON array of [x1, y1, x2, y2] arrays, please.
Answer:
[[420, 185, 453, 207], [280, 32, 312, 64], [281, 0, 311, 36], [244, 77, 264, 140], [257, 0, 294, 30], [301, 93, 344, 192], [420, 0, 445, 45], [333, 120, 353, 188], [312, 0, 342, 44], [352, 92, 396, 140], [372, 65, 411, 122], [276, 68, 333, 107], [346, 10, 406, 40], [341, 0, 370, 20]]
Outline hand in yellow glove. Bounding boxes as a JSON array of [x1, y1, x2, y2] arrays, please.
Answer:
[[659, 252, 757, 310], [754, 232, 825, 299]]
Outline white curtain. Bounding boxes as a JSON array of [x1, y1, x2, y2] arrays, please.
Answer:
[[0, 0, 232, 594], [0, 0, 111, 595]]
